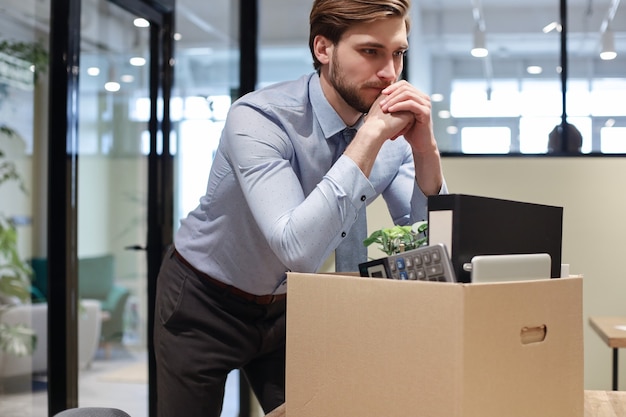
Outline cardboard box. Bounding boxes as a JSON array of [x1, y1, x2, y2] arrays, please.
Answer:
[[286, 273, 583, 417]]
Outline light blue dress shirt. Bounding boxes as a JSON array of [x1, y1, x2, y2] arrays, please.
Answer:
[[175, 72, 447, 295]]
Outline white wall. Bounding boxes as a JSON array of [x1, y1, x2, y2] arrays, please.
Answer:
[[367, 156, 626, 391]]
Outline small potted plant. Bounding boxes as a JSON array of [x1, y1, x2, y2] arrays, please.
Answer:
[[363, 221, 428, 257]]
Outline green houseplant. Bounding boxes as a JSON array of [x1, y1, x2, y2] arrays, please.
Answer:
[[363, 221, 428, 257], [0, 134, 36, 357], [0, 39, 48, 358]]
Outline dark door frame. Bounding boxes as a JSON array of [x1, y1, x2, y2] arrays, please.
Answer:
[[47, 0, 174, 415]]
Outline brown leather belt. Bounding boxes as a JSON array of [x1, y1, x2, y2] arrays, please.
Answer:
[[173, 248, 286, 305]]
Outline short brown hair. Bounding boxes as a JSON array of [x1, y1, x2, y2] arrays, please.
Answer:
[[309, 0, 411, 71]]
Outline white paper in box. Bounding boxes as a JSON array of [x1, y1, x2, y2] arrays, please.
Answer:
[[285, 273, 583, 417]]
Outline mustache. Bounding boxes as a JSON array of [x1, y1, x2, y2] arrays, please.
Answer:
[[362, 82, 393, 91]]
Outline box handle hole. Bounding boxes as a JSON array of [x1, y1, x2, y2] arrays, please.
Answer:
[[520, 324, 547, 344]]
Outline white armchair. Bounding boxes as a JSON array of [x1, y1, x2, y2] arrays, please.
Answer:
[[0, 299, 102, 379]]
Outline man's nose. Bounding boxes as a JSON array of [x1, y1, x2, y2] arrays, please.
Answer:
[[378, 58, 399, 81]]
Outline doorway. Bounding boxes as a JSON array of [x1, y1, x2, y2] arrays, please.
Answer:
[[46, 0, 174, 415]]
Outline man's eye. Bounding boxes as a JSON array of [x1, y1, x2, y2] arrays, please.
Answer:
[[363, 49, 377, 55]]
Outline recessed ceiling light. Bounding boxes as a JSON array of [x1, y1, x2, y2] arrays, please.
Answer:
[[104, 81, 121, 92], [134, 18, 149, 28], [120, 74, 135, 83], [431, 93, 444, 102], [87, 67, 100, 76], [130, 57, 147, 66], [438, 110, 451, 119], [542, 21, 561, 33], [527, 65, 543, 75], [446, 126, 458, 135]]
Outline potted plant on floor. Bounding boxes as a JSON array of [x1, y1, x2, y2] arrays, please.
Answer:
[[0, 39, 48, 363], [0, 130, 36, 359]]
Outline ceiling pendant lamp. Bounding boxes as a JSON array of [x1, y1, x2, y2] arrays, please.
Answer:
[[600, 28, 617, 60], [471, 26, 488, 58]]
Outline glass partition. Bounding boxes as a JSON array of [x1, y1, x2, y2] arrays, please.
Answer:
[[0, 0, 50, 414], [423, 1, 625, 155], [0, 1, 48, 416], [76, 1, 151, 414], [188, 0, 626, 156], [173, 1, 238, 227], [172, 1, 244, 415]]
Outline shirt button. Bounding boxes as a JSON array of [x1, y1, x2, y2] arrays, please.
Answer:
[[360, 195, 366, 201], [341, 232, 347, 237]]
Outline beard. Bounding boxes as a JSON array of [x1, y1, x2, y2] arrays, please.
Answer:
[[329, 49, 390, 114]]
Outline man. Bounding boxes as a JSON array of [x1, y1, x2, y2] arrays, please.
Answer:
[[154, 0, 447, 415], [548, 122, 583, 153]]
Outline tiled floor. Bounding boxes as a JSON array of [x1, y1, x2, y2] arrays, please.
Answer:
[[0, 345, 244, 417]]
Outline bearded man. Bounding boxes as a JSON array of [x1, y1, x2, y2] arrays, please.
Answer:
[[154, 1, 447, 416]]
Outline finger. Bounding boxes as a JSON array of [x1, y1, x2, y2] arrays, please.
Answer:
[[387, 112, 414, 139], [384, 98, 431, 121], [381, 89, 430, 113], [381, 79, 411, 95]]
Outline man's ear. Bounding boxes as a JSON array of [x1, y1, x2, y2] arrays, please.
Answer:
[[313, 35, 332, 65]]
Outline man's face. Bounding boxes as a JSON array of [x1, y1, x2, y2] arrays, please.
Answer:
[[327, 17, 408, 114]]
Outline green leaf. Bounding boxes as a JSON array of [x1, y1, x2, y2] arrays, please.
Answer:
[[362, 229, 384, 247], [363, 221, 429, 256], [0, 101, 36, 355], [0, 322, 37, 356], [412, 221, 428, 234]]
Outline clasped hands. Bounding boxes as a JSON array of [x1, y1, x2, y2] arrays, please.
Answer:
[[364, 80, 435, 152]]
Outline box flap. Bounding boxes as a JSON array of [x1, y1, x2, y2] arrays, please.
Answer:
[[286, 273, 465, 417], [460, 277, 583, 417]]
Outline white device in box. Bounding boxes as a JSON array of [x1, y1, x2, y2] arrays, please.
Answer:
[[466, 253, 552, 283]]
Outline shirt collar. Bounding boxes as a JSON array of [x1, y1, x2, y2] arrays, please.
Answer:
[[309, 72, 364, 141]]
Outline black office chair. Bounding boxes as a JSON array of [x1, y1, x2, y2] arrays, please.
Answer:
[[53, 408, 131, 417]]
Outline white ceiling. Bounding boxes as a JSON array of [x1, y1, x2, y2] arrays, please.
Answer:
[[2, 0, 623, 60], [175, 0, 625, 59], [166, 0, 624, 96], [1, 0, 623, 96]]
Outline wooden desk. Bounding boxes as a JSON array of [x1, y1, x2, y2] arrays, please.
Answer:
[[589, 316, 626, 390], [585, 390, 626, 417], [266, 391, 626, 417]]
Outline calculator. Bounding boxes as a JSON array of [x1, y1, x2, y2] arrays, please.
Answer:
[[358, 243, 456, 282]]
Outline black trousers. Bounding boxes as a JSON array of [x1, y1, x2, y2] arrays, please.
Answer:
[[154, 246, 286, 417]]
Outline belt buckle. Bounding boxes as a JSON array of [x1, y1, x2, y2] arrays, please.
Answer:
[[255, 294, 277, 305]]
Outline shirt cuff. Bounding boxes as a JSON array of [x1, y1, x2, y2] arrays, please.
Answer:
[[326, 155, 376, 208]]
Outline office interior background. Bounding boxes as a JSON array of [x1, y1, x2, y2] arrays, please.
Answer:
[[0, 0, 625, 416]]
